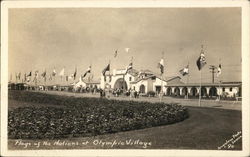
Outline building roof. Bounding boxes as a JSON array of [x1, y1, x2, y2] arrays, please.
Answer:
[[131, 75, 181, 84], [165, 82, 242, 87]]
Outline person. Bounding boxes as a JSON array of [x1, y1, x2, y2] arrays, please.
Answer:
[[130, 89, 134, 98], [100, 88, 103, 98]]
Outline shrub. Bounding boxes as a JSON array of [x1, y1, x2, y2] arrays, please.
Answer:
[[8, 91, 189, 139]]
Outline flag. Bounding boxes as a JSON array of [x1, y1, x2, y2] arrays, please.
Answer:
[[102, 64, 110, 76], [35, 70, 39, 77], [114, 50, 118, 58], [48, 75, 52, 81], [24, 73, 27, 82], [59, 68, 65, 76], [16, 72, 21, 80], [179, 65, 189, 76], [18, 72, 21, 80], [52, 68, 56, 76], [41, 70, 46, 82], [73, 67, 77, 80], [83, 66, 91, 78], [125, 48, 130, 53], [217, 64, 222, 77], [125, 62, 133, 74], [69, 74, 74, 80], [196, 51, 206, 70], [41, 70, 46, 77], [79, 75, 83, 82], [158, 58, 164, 74], [26, 72, 32, 82], [27, 71, 32, 77], [33, 71, 39, 82]]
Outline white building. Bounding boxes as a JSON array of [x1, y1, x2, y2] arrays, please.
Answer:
[[100, 68, 182, 94], [165, 82, 242, 98]]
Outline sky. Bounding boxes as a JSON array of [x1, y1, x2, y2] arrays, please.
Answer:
[[8, 8, 241, 83]]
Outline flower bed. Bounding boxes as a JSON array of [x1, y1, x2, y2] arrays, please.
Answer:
[[8, 91, 189, 139]]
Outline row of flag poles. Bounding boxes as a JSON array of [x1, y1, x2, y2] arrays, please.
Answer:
[[10, 45, 223, 106], [155, 45, 222, 105], [10, 46, 222, 85], [10, 66, 88, 84]]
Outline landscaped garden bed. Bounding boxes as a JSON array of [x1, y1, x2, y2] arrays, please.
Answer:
[[8, 90, 189, 139]]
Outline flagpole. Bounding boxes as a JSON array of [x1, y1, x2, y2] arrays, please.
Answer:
[[108, 60, 111, 98], [218, 58, 221, 101], [199, 69, 202, 107], [187, 61, 189, 99], [44, 75, 46, 91], [160, 52, 164, 103], [160, 73, 163, 103]]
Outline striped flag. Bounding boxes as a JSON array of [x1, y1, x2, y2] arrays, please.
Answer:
[[158, 58, 164, 74], [125, 62, 133, 74], [217, 64, 222, 77], [179, 65, 189, 76]]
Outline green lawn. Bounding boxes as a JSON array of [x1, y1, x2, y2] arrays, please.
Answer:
[[8, 99, 242, 150]]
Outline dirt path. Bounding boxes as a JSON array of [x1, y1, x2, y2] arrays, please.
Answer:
[[35, 90, 242, 110]]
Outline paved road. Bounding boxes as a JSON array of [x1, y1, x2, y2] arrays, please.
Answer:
[[36, 90, 242, 110]]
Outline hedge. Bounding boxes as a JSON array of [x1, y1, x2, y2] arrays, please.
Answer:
[[8, 91, 189, 139]]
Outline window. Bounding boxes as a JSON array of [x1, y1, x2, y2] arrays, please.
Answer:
[[230, 87, 233, 92], [222, 88, 225, 92], [129, 77, 132, 81]]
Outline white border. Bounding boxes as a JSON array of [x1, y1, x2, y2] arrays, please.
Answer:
[[1, 1, 249, 156]]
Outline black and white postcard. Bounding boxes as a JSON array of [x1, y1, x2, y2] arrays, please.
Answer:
[[1, 1, 249, 156]]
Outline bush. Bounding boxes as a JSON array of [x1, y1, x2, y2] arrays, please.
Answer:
[[8, 91, 189, 139]]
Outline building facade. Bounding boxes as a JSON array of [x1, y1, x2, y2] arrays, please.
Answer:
[[100, 68, 182, 94], [165, 82, 242, 98]]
